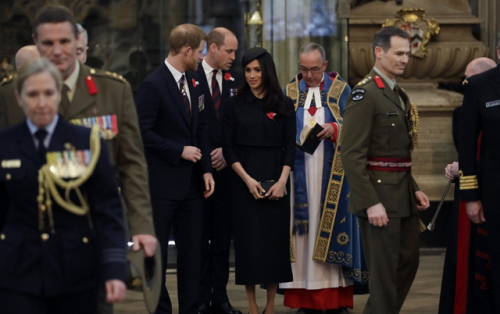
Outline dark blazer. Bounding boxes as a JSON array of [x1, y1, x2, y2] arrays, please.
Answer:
[[0, 118, 126, 297], [341, 69, 420, 218], [459, 65, 500, 211], [0, 63, 154, 236], [135, 63, 212, 200], [196, 63, 242, 150]]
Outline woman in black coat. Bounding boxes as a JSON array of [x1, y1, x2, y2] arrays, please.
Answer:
[[222, 47, 295, 314]]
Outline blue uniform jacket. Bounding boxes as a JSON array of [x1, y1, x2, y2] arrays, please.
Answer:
[[0, 118, 126, 297]]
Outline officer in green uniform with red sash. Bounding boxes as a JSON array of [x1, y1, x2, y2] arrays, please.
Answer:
[[341, 26, 430, 314]]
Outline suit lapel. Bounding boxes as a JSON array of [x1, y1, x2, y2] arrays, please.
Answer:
[[186, 72, 199, 131], [161, 64, 191, 128], [197, 64, 217, 121], [16, 123, 40, 165]]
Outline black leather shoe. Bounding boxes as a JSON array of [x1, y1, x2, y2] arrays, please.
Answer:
[[198, 303, 211, 314], [211, 302, 242, 314]]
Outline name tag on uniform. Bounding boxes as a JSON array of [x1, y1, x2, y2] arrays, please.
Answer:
[[1, 159, 21, 168], [486, 100, 500, 108], [198, 94, 205, 111]]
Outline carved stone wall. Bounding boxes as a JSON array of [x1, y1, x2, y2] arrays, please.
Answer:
[[349, 0, 488, 85]]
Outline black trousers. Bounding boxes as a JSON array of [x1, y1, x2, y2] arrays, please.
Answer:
[[0, 288, 97, 314], [200, 168, 234, 305], [484, 210, 500, 313], [153, 178, 204, 314]]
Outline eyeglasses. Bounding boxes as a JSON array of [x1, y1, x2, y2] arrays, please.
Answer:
[[299, 66, 322, 75]]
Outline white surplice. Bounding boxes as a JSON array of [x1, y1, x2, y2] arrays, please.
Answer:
[[280, 106, 352, 290]]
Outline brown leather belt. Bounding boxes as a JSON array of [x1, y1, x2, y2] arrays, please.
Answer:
[[366, 157, 412, 172]]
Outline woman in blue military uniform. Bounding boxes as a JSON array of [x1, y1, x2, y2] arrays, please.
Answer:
[[0, 57, 127, 313]]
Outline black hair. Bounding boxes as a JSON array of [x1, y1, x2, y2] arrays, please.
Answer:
[[33, 5, 79, 39], [372, 26, 409, 55], [240, 52, 288, 115]]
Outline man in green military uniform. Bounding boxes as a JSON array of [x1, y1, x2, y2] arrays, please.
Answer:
[[341, 26, 430, 314], [0, 5, 157, 312]]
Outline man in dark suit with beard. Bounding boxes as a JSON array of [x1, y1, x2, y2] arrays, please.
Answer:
[[196, 27, 242, 314], [135, 24, 215, 314]]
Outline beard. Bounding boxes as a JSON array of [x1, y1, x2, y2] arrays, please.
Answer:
[[184, 57, 199, 72]]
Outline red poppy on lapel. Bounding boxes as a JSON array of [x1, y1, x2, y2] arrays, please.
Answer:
[[191, 78, 199, 87], [224, 73, 234, 81], [85, 75, 98, 95], [267, 112, 276, 120]]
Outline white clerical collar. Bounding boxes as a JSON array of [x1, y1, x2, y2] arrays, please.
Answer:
[[303, 74, 325, 110]]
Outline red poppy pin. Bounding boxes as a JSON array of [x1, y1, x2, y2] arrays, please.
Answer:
[[191, 78, 199, 87], [267, 112, 276, 120], [224, 73, 235, 81]]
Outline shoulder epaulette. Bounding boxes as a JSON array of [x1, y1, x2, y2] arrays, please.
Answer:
[[89, 68, 127, 83], [356, 76, 372, 87], [0, 74, 15, 86]]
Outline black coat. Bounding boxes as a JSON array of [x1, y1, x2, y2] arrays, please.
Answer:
[[459, 65, 500, 210]]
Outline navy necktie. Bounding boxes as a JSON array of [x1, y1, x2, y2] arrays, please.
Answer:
[[211, 70, 221, 119], [35, 129, 48, 164]]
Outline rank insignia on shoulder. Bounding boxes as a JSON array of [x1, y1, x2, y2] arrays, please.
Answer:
[[356, 76, 372, 86], [351, 88, 365, 101], [70, 114, 118, 140], [46, 149, 92, 179], [1, 159, 21, 168]]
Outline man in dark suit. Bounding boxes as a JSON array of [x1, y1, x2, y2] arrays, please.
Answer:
[[341, 26, 429, 314], [135, 24, 215, 314], [0, 57, 126, 313], [459, 57, 500, 313], [196, 27, 242, 314]]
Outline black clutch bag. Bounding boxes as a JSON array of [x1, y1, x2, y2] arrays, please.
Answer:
[[258, 180, 287, 196]]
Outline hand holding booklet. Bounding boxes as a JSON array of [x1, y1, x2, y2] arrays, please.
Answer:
[[296, 123, 323, 154]]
